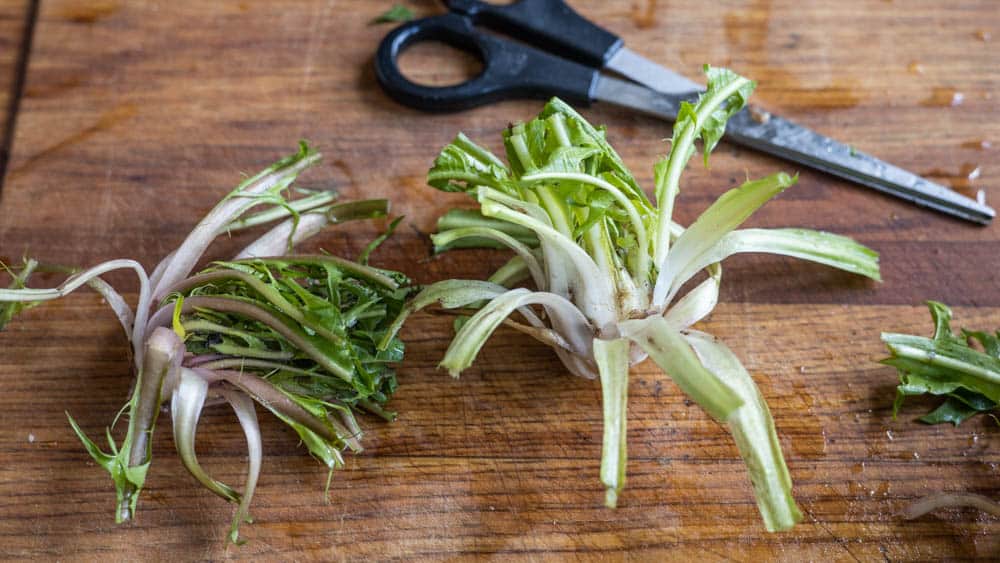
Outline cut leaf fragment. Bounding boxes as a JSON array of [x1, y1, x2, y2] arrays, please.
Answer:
[[884, 301, 1000, 424]]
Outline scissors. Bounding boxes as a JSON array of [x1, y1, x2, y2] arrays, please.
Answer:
[[374, 0, 994, 225]]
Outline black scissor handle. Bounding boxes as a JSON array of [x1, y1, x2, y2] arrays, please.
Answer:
[[444, 0, 623, 67], [374, 13, 600, 112]]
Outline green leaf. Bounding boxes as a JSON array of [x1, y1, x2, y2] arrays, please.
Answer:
[[927, 300, 956, 341], [882, 334, 1000, 400], [359, 216, 403, 265], [920, 397, 988, 425], [267, 404, 346, 471], [0, 258, 41, 329], [370, 4, 414, 24], [965, 330, 1000, 359], [571, 189, 616, 239], [948, 387, 997, 411], [660, 65, 756, 174], [699, 66, 757, 166], [178, 253, 413, 405], [67, 412, 148, 523], [537, 98, 644, 198], [428, 133, 514, 194], [534, 145, 603, 175]]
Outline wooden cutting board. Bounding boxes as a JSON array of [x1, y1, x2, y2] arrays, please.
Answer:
[[0, 0, 998, 559], [0, 0, 30, 173]]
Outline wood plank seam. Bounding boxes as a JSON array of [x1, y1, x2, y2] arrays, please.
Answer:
[[0, 0, 39, 199]]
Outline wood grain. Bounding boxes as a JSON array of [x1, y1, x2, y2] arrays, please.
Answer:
[[0, 1, 31, 182], [0, 0, 998, 559], [2, 300, 998, 560]]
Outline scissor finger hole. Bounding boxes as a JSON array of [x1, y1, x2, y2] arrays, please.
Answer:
[[396, 40, 484, 87]]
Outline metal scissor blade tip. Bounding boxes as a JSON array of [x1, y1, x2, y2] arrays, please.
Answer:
[[722, 109, 996, 225]]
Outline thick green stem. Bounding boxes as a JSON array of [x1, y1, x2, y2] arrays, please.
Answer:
[[535, 184, 575, 238], [436, 208, 538, 246], [431, 227, 545, 286]]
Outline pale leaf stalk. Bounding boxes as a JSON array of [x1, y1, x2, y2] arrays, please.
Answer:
[[684, 330, 803, 531], [594, 338, 630, 508], [172, 368, 240, 502], [152, 145, 321, 300], [653, 172, 796, 308], [479, 194, 616, 329], [883, 337, 1000, 385], [618, 316, 743, 421], [0, 258, 152, 368], [216, 388, 263, 545], [487, 256, 532, 288]]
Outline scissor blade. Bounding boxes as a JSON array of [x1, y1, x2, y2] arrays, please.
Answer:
[[724, 110, 994, 224], [592, 76, 995, 224], [604, 47, 702, 96]]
